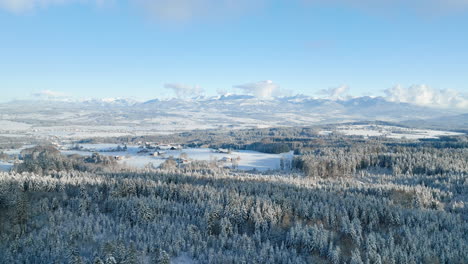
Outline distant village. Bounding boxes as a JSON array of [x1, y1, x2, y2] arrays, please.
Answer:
[[67, 142, 241, 168]]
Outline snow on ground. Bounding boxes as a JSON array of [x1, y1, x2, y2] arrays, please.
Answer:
[[231, 150, 293, 171], [69, 144, 126, 151], [0, 120, 32, 131], [0, 161, 13, 172], [61, 144, 292, 171], [331, 125, 463, 139], [0, 134, 29, 138], [3, 145, 36, 155], [30, 126, 136, 139], [318, 130, 333, 136]]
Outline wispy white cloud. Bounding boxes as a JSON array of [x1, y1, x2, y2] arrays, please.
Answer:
[[0, 0, 110, 13], [0, 0, 263, 21], [2, 0, 467, 18], [384, 84, 468, 109], [216, 88, 229, 96], [33, 89, 67, 98], [302, 0, 468, 15], [234, 80, 289, 99], [134, 0, 263, 23], [164, 83, 204, 99], [0, 0, 34, 12], [319, 85, 350, 100]]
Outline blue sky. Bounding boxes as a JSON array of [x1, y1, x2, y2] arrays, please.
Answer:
[[0, 0, 467, 108]]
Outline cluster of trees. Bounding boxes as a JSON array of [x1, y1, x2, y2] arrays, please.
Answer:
[[0, 151, 10, 161], [88, 122, 468, 157], [87, 126, 324, 153], [0, 136, 39, 150], [0, 135, 466, 263], [293, 142, 468, 178], [14, 146, 118, 175], [245, 142, 291, 154]]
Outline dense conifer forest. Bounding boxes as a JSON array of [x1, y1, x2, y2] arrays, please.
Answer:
[[0, 130, 467, 263]]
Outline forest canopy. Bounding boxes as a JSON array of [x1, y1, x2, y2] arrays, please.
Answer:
[[0, 130, 467, 263]]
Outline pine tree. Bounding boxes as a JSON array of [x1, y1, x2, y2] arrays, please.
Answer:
[[351, 248, 363, 264], [16, 192, 29, 235], [105, 256, 117, 264], [68, 245, 84, 264], [93, 257, 104, 264], [156, 250, 170, 264]]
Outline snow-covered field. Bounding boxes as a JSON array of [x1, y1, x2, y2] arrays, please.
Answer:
[[2, 145, 36, 156], [330, 125, 464, 139], [0, 161, 13, 172], [61, 144, 293, 171], [0, 120, 31, 131]]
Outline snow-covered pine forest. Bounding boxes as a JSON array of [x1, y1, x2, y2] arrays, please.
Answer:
[[0, 134, 467, 263]]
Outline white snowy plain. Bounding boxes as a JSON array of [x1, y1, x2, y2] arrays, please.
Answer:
[[330, 125, 463, 139]]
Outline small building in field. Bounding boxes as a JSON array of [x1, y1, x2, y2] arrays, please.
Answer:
[[215, 148, 230, 154], [151, 151, 166, 157], [157, 144, 182, 150], [219, 157, 232, 162], [175, 158, 191, 164], [114, 156, 124, 161]]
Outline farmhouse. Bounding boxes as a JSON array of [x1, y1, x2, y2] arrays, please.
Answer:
[[219, 157, 232, 162], [215, 148, 230, 154]]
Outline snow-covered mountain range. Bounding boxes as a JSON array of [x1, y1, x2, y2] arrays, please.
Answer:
[[0, 95, 466, 139]]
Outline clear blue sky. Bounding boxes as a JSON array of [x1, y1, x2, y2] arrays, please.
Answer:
[[1, 0, 467, 102]]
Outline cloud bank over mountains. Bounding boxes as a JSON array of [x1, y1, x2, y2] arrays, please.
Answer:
[[33, 90, 67, 99], [29, 83, 468, 110], [319, 85, 350, 100], [164, 83, 204, 99], [384, 85, 468, 110], [233, 80, 286, 99]]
